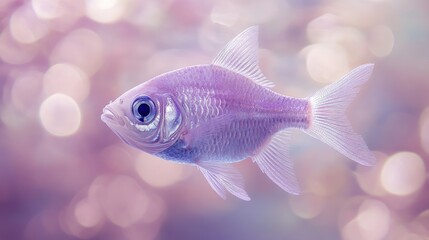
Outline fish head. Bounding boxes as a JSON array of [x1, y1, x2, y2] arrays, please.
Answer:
[[101, 82, 184, 154]]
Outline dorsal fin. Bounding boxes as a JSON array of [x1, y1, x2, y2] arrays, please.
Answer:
[[212, 26, 274, 88]]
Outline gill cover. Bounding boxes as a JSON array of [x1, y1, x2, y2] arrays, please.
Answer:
[[126, 94, 184, 153]]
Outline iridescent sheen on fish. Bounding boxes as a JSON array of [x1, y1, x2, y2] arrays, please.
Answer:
[[101, 26, 376, 201]]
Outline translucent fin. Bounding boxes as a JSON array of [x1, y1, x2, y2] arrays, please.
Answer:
[[197, 162, 250, 201], [252, 130, 300, 195], [212, 26, 274, 88], [305, 64, 376, 166]]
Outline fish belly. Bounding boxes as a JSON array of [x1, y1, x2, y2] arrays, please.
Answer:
[[196, 117, 280, 163], [157, 103, 309, 164], [155, 117, 276, 164]]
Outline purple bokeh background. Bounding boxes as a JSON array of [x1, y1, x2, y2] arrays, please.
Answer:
[[1, 0, 429, 239]]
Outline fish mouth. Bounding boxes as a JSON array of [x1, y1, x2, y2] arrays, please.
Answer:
[[101, 105, 125, 126]]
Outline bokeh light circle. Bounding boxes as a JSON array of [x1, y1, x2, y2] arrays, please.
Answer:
[[85, 0, 129, 24], [39, 93, 82, 137], [102, 175, 149, 227], [305, 43, 349, 83], [32, 0, 67, 19], [369, 25, 395, 58], [43, 63, 90, 103], [355, 152, 388, 196], [0, 27, 37, 64], [9, 5, 49, 44], [380, 152, 426, 196], [136, 154, 186, 188], [74, 198, 103, 228], [356, 199, 390, 240], [289, 193, 325, 219], [50, 28, 104, 76], [342, 199, 390, 240]]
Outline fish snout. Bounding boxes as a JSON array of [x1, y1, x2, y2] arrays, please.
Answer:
[[101, 105, 125, 126]]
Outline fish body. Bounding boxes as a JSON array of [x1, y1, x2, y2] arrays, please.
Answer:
[[101, 27, 375, 200], [151, 64, 309, 163]]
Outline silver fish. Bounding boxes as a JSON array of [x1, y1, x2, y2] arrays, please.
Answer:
[[101, 26, 376, 201]]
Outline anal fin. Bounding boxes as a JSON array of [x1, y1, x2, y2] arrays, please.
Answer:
[[252, 130, 300, 195], [197, 162, 250, 201]]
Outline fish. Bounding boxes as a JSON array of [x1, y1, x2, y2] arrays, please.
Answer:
[[101, 26, 376, 201]]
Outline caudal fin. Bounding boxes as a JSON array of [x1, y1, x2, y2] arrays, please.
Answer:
[[305, 64, 376, 166]]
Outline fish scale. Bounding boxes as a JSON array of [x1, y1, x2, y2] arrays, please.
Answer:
[[166, 69, 311, 162]]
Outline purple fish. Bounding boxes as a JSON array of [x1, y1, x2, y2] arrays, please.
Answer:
[[101, 26, 375, 201]]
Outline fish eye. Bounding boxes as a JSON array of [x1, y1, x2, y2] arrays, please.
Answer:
[[132, 96, 156, 124]]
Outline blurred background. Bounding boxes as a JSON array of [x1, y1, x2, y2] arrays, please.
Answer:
[[1, 0, 428, 239]]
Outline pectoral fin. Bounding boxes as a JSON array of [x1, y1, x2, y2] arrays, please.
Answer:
[[197, 162, 250, 201]]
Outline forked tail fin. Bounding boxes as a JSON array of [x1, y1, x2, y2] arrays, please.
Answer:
[[305, 64, 376, 166]]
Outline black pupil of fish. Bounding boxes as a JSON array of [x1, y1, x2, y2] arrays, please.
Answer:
[[138, 103, 151, 118]]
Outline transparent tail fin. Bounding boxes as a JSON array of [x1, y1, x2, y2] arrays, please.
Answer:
[[305, 64, 376, 166]]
